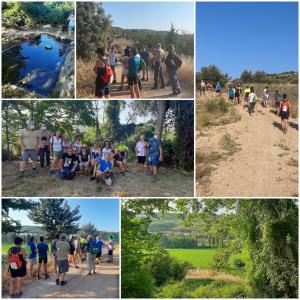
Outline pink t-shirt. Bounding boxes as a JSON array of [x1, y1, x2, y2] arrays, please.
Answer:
[[136, 141, 147, 156]]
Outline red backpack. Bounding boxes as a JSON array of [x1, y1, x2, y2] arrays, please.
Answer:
[[101, 65, 113, 86], [8, 248, 23, 270]]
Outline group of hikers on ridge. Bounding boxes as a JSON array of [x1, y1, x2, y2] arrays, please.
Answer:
[[16, 120, 164, 184], [93, 43, 183, 99], [7, 234, 115, 297], [200, 80, 291, 133]]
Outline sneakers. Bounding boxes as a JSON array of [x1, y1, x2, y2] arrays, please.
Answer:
[[151, 175, 157, 182], [90, 176, 95, 181], [60, 280, 67, 286], [56, 279, 59, 285], [16, 172, 25, 180]]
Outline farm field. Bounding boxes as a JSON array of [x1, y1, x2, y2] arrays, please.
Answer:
[[167, 248, 216, 269]]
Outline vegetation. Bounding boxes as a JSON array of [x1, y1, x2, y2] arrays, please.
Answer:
[[121, 199, 298, 298], [2, 2, 74, 30], [196, 65, 229, 87], [239, 70, 298, 84]]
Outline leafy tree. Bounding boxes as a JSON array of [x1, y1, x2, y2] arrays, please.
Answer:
[[76, 2, 114, 60], [81, 222, 98, 236], [196, 65, 229, 87], [240, 70, 253, 83], [28, 199, 81, 239], [2, 198, 36, 233]]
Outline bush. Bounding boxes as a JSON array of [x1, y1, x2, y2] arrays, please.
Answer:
[[211, 250, 230, 270], [233, 258, 246, 269]]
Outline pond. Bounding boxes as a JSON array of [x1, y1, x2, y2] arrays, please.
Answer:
[[2, 34, 70, 96]]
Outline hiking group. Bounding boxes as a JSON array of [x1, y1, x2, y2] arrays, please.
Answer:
[[7, 234, 115, 297], [93, 43, 183, 99], [16, 120, 164, 184], [200, 80, 291, 133]]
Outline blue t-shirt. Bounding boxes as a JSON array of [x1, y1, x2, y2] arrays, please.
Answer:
[[28, 242, 37, 259], [128, 55, 141, 77], [96, 240, 103, 252], [98, 160, 112, 172], [149, 138, 161, 157], [140, 51, 149, 62], [216, 83, 221, 91], [37, 242, 48, 258]]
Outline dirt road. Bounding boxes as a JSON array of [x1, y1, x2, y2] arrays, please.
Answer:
[[4, 256, 119, 298], [197, 100, 298, 197], [2, 161, 193, 197]]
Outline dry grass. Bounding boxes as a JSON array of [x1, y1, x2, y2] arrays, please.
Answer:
[[186, 269, 243, 283], [287, 157, 298, 167], [274, 140, 290, 151], [220, 133, 240, 155]]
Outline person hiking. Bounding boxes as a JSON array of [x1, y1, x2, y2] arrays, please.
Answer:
[[244, 86, 251, 106], [200, 80, 206, 95], [109, 46, 118, 84], [119, 55, 129, 91], [135, 135, 148, 172], [127, 47, 141, 98], [51, 233, 60, 273], [274, 90, 282, 116], [96, 152, 113, 185], [234, 84, 240, 104], [140, 46, 150, 81], [147, 133, 163, 182], [55, 233, 70, 286], [67, 12, 75, 38], [49, 131, 63, 175], [28, 237, 37, 278], [107, 236, 114, 262], [96, 236, 104, 265], [263, 86, 270, 108], [208, 82, 213, 94], [80, 236, 87, 262], [79, 145, 91, 176], [8, 237, 27, 298], [37, 236, 49, 280], [74, 237, 81, 264], [215, 81, 221, 96], [165, 44, 182, 96], [94, 47, 112, 99], [17, 120, 40, 179], [279, 94, 290, 133], [39, 125, 50, 168], [248, 86, 257, 116], [152, 43, 165, 89], [86, 235, 98, 275], [228, 86, 235, 102], [58, 146, 78, 180], [68, 236, 79, 269]]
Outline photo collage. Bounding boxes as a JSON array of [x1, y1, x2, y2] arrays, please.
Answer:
[[1, 1, 298, 299]]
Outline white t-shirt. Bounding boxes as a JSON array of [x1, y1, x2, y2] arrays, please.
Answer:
[[109, 53, 117, 66], [136, 141, 147, 156], [248, 92, 256, 103], [102, 147, 111, 159], [51, 136, 63, 152], [263, 89, 269, 99]]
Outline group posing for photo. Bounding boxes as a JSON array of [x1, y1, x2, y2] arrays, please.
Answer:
[[17, 121, 163, 184], [7, 234, 115, 297]]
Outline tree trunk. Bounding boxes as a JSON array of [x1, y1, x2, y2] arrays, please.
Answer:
[[155, 101, 170, 138], [4, 105, 11, 160], [94, 101, 100, 140]]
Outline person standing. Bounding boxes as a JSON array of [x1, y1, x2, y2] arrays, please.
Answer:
[[49, 131, 63, 175], [215, 81, 222, 96], [67, 12, 75, 38], [96, 236, 104, 265], [140, 46, 150, 81], [109, 46, 118, 84], [165, 44, 182, 96], [55, 233, 70, 286], [263, 86, 270, 108], [127, 47, 141, 99], [37, 236, 49, 280], [279, 94, 290, 133], [148, 133, 163, 182], [248, 87, 257, 116], [17, 120, 40, 179], [274, 90, 282, 116], [135, 135, 147, 172], [200, 80, 206, 95], [28, 237, 37, 278], [152, 43, 165, 89], [39, 125, 50, 168], [86, 235, 98, 275]]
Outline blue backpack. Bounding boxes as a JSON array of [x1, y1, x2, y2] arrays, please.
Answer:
[[229, 88, 234, 97]]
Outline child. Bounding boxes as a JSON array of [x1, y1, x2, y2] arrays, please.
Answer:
[[93, 48, 112, 99], [37, 236, 49, 280], [279, 94, 290, 133], [28, 237, 37, 278]]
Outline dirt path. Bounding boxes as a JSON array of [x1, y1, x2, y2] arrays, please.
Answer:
[[2, 161, 193, 197], [197, 100, 298, 197], [3, 255, 119, 298], [109, 64, 193, 99]]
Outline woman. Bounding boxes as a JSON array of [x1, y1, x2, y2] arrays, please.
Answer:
[[79, 145, 91, 176], [109, 46, 117, 84], [135, 135, 147, 172], [279, 94, 290, 133], [67, 13, 75, 38], [86, 235, 97, 275], [49, 131, 63, 174], [8, 237, 27, 298]]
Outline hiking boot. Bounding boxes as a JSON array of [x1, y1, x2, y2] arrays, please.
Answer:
[[146, 78, 149, 82], [141, 77, 145, 81], [37, 274, 40, 280], [16, 172, 25, 180], [90, 176, 95, 181], [112, 80, 117, 84], [87, 272, 92, 276], [61, 280, 67, 286], [56, 279, 59, 285], [169, 92, 179, 96], [151, 175, 157, 182], [75, 265, 79, 269]]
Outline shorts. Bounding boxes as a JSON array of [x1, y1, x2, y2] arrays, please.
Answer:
[[149, 155, 159, 166], [53, 151, 63, 159], [275, 101, 281, 108], [122, 69, 128, 76], [111, 65, 115, 71], [57, 259, 69, 273], [68, 25, 75, 31], [69, 249, 75, 255], [96, 251, 102, 258], [280, 111, 289, 120], [80, 161, 90, 168], [128, 75, 138, 86], [201, 87, 205, 91], [137, 156, 146, 164], [75, 248, 81, 254], [95, 85, 110, 98], [229, 96, 234, 100], [38, 256, 48, 264], [22, 149, 37, 161], [29, 257, 37, 265], [108, 250, 113, 256]]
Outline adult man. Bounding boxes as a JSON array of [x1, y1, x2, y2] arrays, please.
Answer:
[[165, 44, 182, 96], [200, 80, 206, 95], [148, 133, 163, 182], [140, 46, 150, 81], [117, 144, 129, 172], [96, 152, 113, 185], [152, 43, 165, 89], [37, 236, 49, 280], [96, 236, 104, 265], [128, 48, 141, 99], [28, 237, 37, 278], [274, 90, 282, 116], [58, 146, 78, 180], [17, 120, 40, 179], [56, 233, 70, 286], [39, 125, 50, 168], [135, 135, 147, 172]]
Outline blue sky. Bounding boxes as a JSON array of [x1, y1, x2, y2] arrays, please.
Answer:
[[102, 2, 194, 33], [196, 2, 298, 77], [8, 198, 119, 232]]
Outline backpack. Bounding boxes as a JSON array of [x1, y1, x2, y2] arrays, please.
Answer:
[[229, 88, 234, 97], [89, 241, 98, 254], [8, 248, 23, 270], [100, 64, 113, 86], [139, 58, 145, 72], [281, 102, 289, 112], [173, 55, 182, 69]]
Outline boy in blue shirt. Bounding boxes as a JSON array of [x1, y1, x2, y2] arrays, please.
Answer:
[[96, 153, 113, 185], [148, 133, 163, 182], [28, 236, 37, 278], [140, 46, 149, 81], [37, 236, 49, 279], [128, 48, 141, 99]]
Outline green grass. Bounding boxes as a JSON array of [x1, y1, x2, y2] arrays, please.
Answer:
[[167, 248, 217, 269]]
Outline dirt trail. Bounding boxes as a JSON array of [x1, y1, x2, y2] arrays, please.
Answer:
[[109, 64, 193, 99], [2, 161, 193, 197], [4, 255, 119, 298], [197, 100, 298, 197]]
